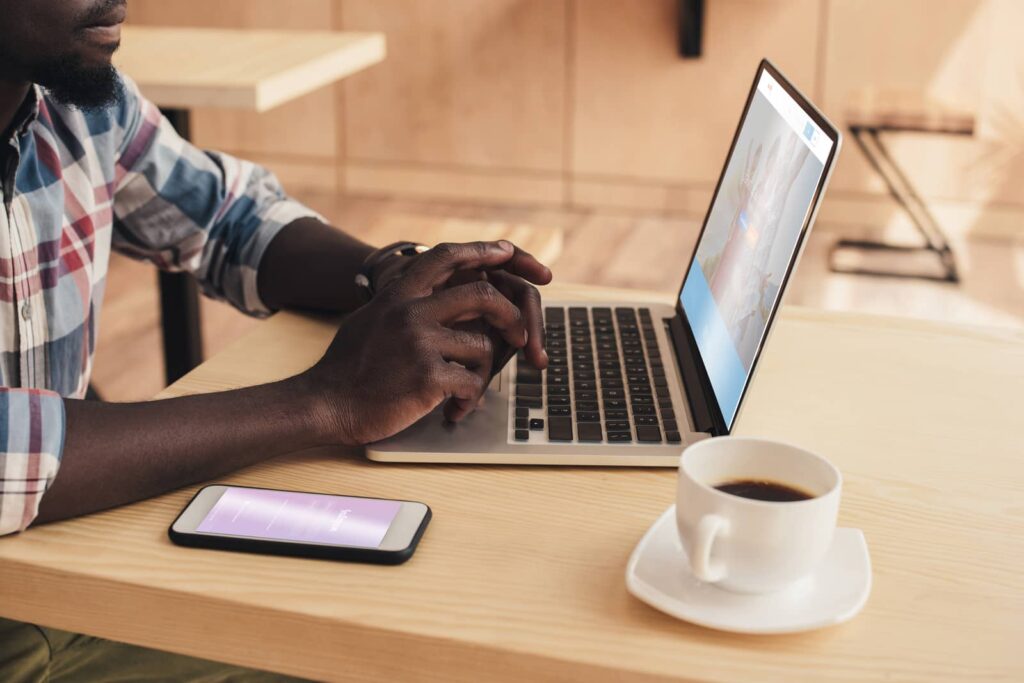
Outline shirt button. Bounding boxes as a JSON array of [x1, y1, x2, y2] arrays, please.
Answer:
[[20, 302, 31, 320]]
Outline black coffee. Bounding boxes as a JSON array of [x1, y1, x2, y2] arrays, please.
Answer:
[[714, 479, 813, 502]]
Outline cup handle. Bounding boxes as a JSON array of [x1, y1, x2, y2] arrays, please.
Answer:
[[690, 514, 729, 583]]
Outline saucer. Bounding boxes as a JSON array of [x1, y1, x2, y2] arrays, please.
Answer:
[[626, 506, 871, 634]]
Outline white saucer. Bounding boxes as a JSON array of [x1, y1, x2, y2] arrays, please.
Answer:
[[626, 506, 872, 634]]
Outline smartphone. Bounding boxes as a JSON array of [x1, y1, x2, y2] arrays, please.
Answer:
[[169, 485, 431, 565]]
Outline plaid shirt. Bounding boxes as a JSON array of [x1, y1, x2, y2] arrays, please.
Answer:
[[0, 74, 317, 535]]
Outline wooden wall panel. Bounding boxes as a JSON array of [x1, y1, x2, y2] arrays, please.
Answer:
[[128, 0, 339, 167], [339, 0, 568, 173], [822, 0, 997, 203], [571, 0, 821, 186]]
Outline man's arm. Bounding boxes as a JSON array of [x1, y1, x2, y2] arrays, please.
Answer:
[[26, 242, 540, 527], [256, 217, 374, 314]]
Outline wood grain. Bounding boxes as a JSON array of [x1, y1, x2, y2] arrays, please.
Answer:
[[571, 0, 821, 183], [127, 0, 341, 165], [114, 26, 385, 112], [5, 283, 1023, 682], [340, 0, 568, 172]]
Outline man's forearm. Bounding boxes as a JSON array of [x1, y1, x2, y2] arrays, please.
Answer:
[[257, 217, 376, 313], [33, 374, 330, 525]]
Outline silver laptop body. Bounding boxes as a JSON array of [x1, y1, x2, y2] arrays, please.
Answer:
[[367, 60, 840, 467]]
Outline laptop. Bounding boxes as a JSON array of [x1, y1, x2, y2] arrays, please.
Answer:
[[367, 60, 841, 466]]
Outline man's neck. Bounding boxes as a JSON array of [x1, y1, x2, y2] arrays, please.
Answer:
[[0, 79, 32, 143]]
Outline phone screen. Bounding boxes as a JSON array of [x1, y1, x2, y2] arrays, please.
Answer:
[[195, 488, 402, 548]]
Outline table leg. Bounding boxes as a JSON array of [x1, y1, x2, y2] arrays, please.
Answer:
[[158, 107, 204, 384], [828, 125, 960, 283]]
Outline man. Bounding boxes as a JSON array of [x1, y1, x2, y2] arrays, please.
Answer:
[[0, 0, 550, 679]]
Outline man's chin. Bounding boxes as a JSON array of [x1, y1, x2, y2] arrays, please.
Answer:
[[32, 53, 121, 111]]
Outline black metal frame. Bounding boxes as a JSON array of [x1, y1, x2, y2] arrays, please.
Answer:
[[828, 124, 961, 283], [678, 0, 705, 58], [157, 107, 204, 384]]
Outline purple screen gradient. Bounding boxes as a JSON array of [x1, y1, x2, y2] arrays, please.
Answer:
[[196, 488, 401, 548]]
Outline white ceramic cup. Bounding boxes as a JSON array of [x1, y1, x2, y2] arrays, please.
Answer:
[[676, 436, 842, 594]]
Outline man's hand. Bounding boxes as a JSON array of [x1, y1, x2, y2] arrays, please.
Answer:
[[372, 241, 552, 421], [304, 241, 551, 444]]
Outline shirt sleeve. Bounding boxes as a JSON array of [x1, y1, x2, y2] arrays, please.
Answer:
[[109, 73, 323, 317], [0, 389, 65, 536]]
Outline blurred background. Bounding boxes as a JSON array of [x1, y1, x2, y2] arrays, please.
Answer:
[[97, 0, 1024, 400]]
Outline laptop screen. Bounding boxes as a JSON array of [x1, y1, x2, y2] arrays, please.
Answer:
[[680, 68, 835, 429]]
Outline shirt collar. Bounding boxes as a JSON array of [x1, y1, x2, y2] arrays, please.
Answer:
[[4, 85, 41, 149]]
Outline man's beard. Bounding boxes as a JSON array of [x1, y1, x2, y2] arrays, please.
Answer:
[[31, 53, 121, 111]]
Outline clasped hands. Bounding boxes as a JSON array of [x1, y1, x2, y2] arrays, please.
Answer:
[[302, 241, 552, 446]]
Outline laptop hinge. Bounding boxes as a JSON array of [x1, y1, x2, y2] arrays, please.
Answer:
[[667, 314, 724, 436]]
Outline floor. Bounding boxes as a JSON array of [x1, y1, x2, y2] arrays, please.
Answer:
[[91, 192, 1024, 402]]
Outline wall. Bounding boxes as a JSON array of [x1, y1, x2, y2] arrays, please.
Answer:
[[127, 0, 1024, 218]]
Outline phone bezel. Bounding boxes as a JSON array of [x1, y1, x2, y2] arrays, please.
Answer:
[[170, 484, 429, 553]]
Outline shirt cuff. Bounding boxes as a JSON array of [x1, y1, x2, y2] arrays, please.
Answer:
[[244, 198, 325, 317], [0, 389, 66, 536]]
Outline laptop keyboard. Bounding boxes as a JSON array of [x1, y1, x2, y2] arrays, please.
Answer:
[[512, 306, 682, 445]]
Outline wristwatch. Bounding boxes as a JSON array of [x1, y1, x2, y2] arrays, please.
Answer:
[[354, 241, 430, 301]]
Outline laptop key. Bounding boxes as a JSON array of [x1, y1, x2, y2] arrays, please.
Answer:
[[516, 384, 542, 398], [547, 385, 569, 397], [633, 405, 656, 416], [576, 411, 601, 423], [516, 397, 542, 409], [604, 410, 628, 421], [635, 415, 659, 426], [576, 391, 598, 402], [548, 396, 570, 406], [607, 431, 632, 442], [577, 402, 600, 413], [517, 366, 542, 384], [663, 419, 678, 432], [529, 418, 545, 430], [515, 418, 528, 430], [515, 407, 529, 418], [659, 399, 674, 410], [661, 409, 676, 421], [653, 376, 668, 387], [666, 431, 682, 443], [636, 425, 662, 442], [548, 406, 571, 417], [548, 416, 573, 441], [606, 421, 630, 432], [577, 422, 603, 442], [604, 399, 628, 410], [545, 307, 565, 323], [514, 429, 529, 441]]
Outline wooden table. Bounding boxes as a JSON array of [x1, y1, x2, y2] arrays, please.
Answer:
[[113, 26, 386, 385], [1, 284, 1022, 682]]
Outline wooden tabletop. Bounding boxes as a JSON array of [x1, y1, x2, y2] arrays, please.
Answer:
[[113, 26, 386, 111], [1, 284, 1022, 682]]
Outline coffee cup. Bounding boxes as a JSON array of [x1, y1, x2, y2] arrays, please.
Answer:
[[676, 436, 842, 594]]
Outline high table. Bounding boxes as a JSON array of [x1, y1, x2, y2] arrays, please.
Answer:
[[113, 26, 386, 385], [1, 284, 1021, 682]]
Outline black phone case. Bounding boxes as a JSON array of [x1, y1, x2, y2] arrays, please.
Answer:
[[167, 485, 431, 565]]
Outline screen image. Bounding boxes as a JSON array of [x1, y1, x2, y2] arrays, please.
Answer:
[[681, 70, 833, 428], [196, 488, 402, 548]]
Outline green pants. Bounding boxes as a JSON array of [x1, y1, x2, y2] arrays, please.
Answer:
[[0, 617, 306, 682]]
